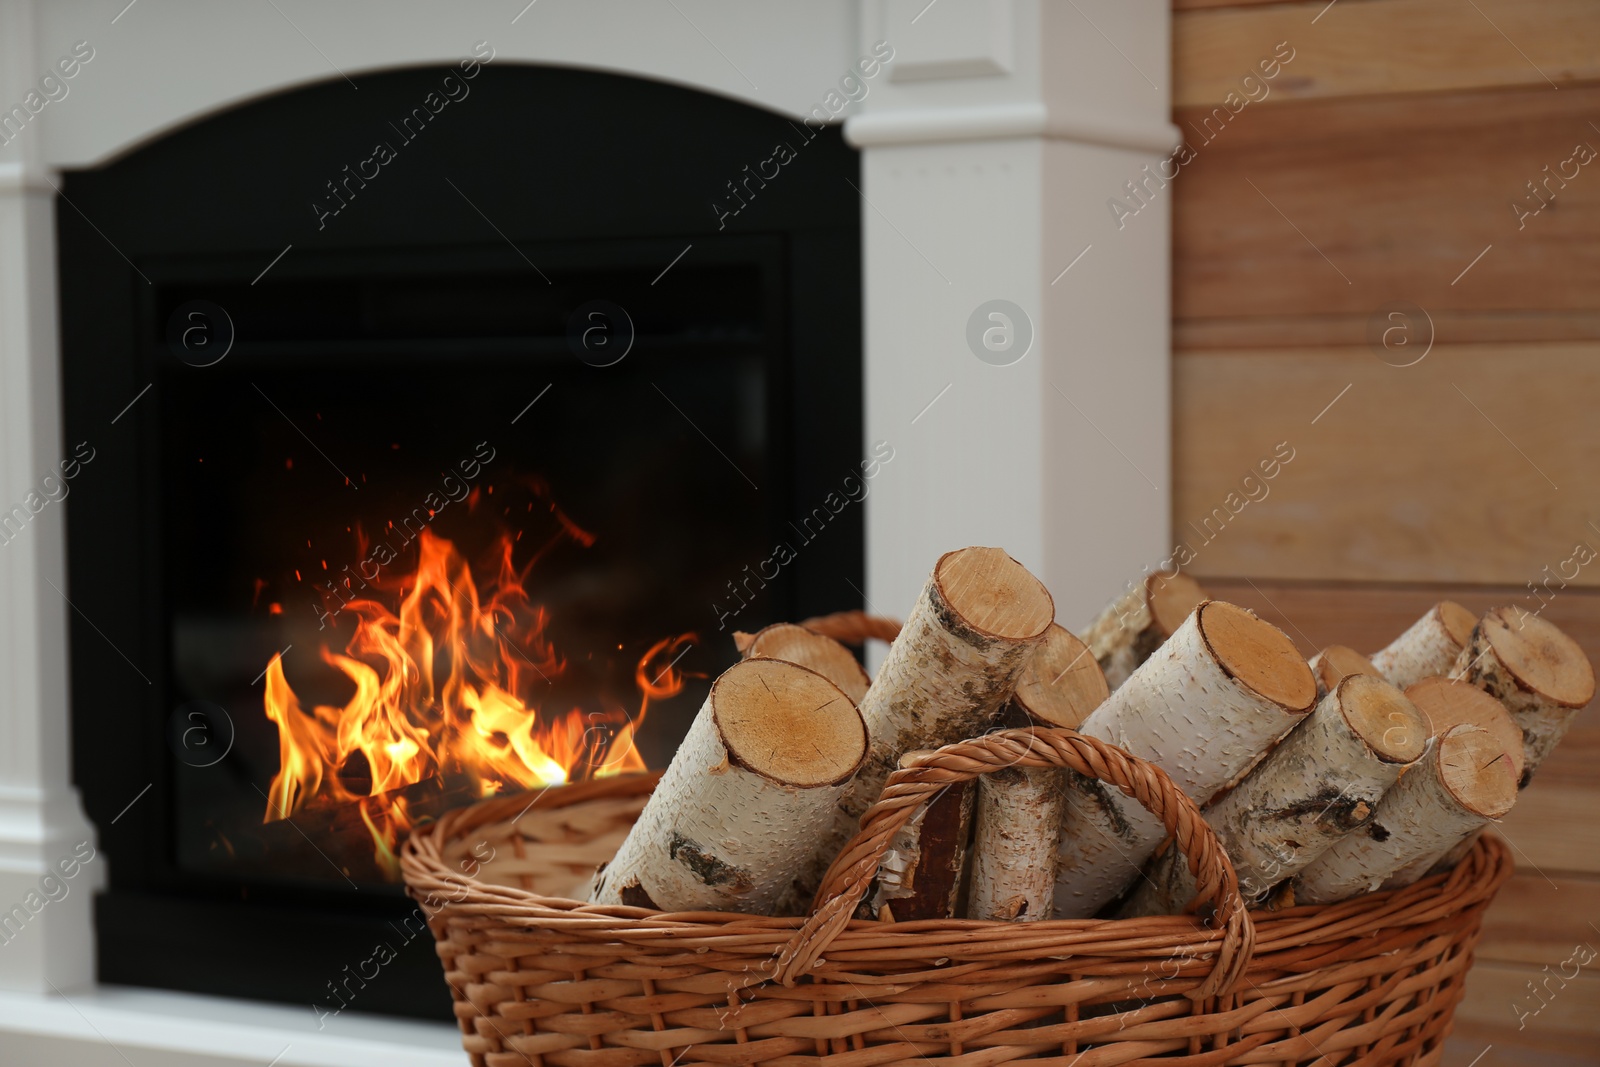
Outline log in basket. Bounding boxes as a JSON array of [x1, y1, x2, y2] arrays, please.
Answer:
[[400, 727, 1511, 1067]]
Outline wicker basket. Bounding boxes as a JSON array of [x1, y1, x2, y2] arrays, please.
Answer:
[[401, 727, 1511, 1067]]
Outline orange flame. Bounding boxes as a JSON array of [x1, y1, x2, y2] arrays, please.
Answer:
[[262, 528, 690, 878]]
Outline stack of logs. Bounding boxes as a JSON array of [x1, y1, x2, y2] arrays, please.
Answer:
[[589, 548, 1594, 924]]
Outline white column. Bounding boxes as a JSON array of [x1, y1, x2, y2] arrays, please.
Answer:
[[853, 0, 1174, 626], [0, 0, 101, 993]]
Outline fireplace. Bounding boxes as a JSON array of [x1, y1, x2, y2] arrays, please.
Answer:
[[0, 4, 1173, 1061], [57, 61, 862, 1017]]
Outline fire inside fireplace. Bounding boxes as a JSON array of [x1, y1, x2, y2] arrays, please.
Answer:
[[59, 62, 861, 1016], [258, 518, 693, 883]]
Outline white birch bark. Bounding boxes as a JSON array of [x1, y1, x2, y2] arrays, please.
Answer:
[[969, 764, 1066, 920], [590, 659, 865, 915], [799, 548, 1052, 910], [1051, 601, 1317, 918], [1293, 724, 1518, 904], [1081, 572, 1207, 690], [1451, 607, 1595, 787], [964, 624, 1104, 920], [1121, 674, 1426, 916], [1371, 601, 1478, 690], [1427, 828, 1483, 875]]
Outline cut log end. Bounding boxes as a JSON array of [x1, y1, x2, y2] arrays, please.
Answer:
[[740, 622, 871, 705], [1478, 607, 1595, 709], [1198, 600, 1318, 713], [1439, 725, 1518, 820], [1439, 601, 1478, 648], [934, 546, 1054, 642], [1312, 645, 1381, 694], [1147, 571, 1207, 638], [1013, 624, 1109, 729], [714, 659, 866, 787], [1405, 676, 1526, 784], [1337, 673, 1427, 764]]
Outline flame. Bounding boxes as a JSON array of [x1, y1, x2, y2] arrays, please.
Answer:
[[262, 528, 691, 878]]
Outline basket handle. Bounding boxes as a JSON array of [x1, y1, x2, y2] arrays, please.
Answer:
[[773, 727, 1256, 1000]]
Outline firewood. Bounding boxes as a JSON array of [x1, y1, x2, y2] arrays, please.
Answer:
[[589, 659, 866, 914], [1405, 676, 1525, 785], [1308, 644, 1381, 698], [1081, 571, 1207, 689], [1121, 673, 1426, 916], [1051, 601, 1317, 918], [1010, 623, 1111, 730], [799, 547, 1053, 909], [1293, 724, 1517, 904], [967, 625, 1107, 921], [872, 750, 975, 920], [1409, 676, 1531, 875], [1451, 607, 1594, 786], [1371, 601, 1478, 690], [736, 622, 871, 704]]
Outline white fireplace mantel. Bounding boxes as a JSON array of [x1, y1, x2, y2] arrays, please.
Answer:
[[0, 1, 1172, 1062]]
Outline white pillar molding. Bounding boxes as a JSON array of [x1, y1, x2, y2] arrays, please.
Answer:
[[0, 15, 102, 992], [852, 0, 1175, 625]]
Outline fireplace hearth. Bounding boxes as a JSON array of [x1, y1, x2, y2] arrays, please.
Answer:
[[58, 62, 862, 1018]]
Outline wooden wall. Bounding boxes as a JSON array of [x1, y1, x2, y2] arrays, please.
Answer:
[[1170, 2, 1600, 1062]]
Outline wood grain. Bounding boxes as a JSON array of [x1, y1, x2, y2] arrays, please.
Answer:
[[1174, 344, 1600, 586], [1176, 311, 1600, 351], [1449, 965, 1600, 1063], [1175, 0, 1600, 107], [1171, 85, 1600, 337], [1168, 3, 1600, 1056], [1474, 872, 1600, 967]]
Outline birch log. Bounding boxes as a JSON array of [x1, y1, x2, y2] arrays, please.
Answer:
[[736, 622, 871, 705], [968, 625, 1108, 921], [1121, 674, 1426, 916], [1371, 601, 1478, 690], [872, 750, 975, 920], [1451, 607, 1595, 787], [811, 548, 1052, 875], [1293, 724, 1518, 904], [1308, 645, 1382, 698], [1052, 601, 1317, 918], [589, 659, 866, 914], [1408, 677, 1528, 874], [1081, 571, 1207, 689], [1405, 676, 1526, 785]]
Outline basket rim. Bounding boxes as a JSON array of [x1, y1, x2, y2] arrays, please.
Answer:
[[399, 772, 1513, 969]]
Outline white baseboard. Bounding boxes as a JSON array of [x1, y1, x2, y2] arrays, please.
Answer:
[[0, 985, 465, 1067]]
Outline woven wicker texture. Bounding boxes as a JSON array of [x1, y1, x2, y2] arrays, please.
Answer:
[[401, 724, 1510, 1067]]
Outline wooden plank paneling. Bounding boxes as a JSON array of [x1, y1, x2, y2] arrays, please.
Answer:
[[1175, 0, 1600, 107], [1475, 873, 1600, 967], [1171, 85, 1600, 340], [1449, 965, 1600, 1063], [1170, 3, 1600, 1061], [1494, 786, 1600, 879], [1174, 345, 1600, 586], [1176, 311, 1600, 351]]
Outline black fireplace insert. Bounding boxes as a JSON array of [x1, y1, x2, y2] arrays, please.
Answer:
[[58, 61, 861, 1019]]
